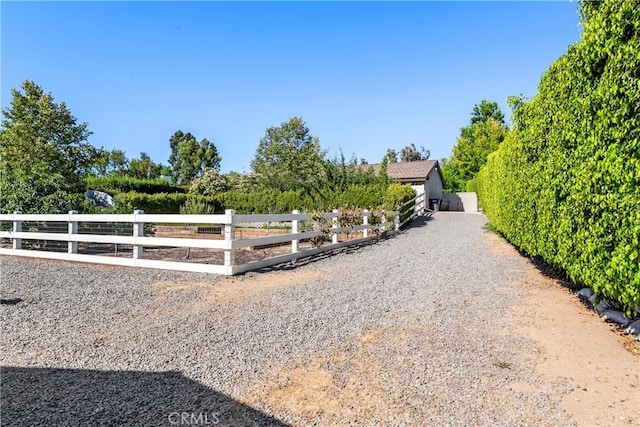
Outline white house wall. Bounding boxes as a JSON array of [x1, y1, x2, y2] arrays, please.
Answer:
[[411, 183, 427, 211], [442, 192, 478, 212], [427, 169, 444, 199]]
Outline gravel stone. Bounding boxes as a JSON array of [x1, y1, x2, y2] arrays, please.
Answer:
[[1, 213, 583, 426]]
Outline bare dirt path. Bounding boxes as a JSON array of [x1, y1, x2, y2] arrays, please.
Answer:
[[484, 230, 640, 426]]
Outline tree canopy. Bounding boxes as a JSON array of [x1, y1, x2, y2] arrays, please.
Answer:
[[400, 143, 430, 162], [470, 100, 505, 126], [385, 148, 398, 163], [90, 148, 128, 177], [128, 152, 164, 179], [168, 131, 221, 185], [250, 116, 326, 194], [442, 100, 508, 192], [0, 81, 95, 213], [384, 144, 429, 163]]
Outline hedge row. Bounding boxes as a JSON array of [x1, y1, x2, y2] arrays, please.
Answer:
[[85, 176, 182, 195], [112, 184, 416, 215], [477, 0, 639, 314], [112, 192, 216, 214]]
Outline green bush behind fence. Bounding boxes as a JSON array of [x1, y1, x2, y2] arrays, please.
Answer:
[[113, 183, 416, 216], [85, 176, 181, 195]]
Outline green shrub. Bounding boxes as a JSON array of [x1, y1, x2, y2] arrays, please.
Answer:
[[188, 168, 228, 195], [215, 189, 315, 214], [113, 192, 220, 214], [332, 185, 385, 209], [214, 186, 386, 214], [383, 183, 416, 211], [85, 176, 180, 195], [477, 0, 640, 314], [382, 183, 417, 224], [113, 183, 418, 226], [1, 171, 95, 214], [180, 198, 216, 215]]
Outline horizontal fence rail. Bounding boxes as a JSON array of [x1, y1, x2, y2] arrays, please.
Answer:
[[0, 200, 430, 275]]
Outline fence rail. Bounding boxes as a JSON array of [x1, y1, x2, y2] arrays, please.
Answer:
[[0, 195, 430, 275]]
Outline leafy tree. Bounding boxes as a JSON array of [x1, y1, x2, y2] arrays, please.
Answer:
[[224, 171, 249, 191], [168, 130, 221, 184], [0, 81, 95, 213], [321, 150, 379, 199], [378, 157, 391, 187], [250, 116, 326, 194], [400, 143, 430, 162], [189, 167, 229, 195], [443, 100, 508, 192], [441, 157, 463, 194], [160, 165, 173, 180], [128, 152, 163, 179], [450, 118, 507, 188], [90, 148, 129, 177], [469, 100, 505, 126], [385, 148, 398, 163]]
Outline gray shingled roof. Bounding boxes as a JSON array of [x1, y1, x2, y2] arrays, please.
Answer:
[[365, 160, 440, 181]]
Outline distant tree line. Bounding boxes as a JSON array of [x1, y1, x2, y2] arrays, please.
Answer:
[[0, 81, 423, 214]]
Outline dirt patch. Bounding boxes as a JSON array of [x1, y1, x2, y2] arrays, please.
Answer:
[[483, 230, 523, 259], [263, 367, 341, 417], [358, 326, 393, 345], [151, 270, 323, 307], [486, 231, 640, 426], [241, 325, 422, 423]]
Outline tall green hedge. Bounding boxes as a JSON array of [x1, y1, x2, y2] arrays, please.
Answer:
[[112, 183, 416, 215], [477, 0, 639, 314], [216, 189, 317, 214], [113, 192, 218, 214], [85, 176, 181, 195]]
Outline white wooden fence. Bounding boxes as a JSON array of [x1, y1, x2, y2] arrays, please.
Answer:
[[0, 194, 430, 275]]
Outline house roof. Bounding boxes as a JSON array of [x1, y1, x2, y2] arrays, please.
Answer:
[[365, 160, 444, 183]]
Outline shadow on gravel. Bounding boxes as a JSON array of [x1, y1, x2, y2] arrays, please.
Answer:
[[1, 366, 289, 427], [402, 214, 434, 231]]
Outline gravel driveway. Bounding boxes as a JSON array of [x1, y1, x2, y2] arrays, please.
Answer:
[[1, 212, 637, 426]]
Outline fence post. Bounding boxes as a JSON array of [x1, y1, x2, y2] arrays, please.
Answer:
[[291, 210, 299, 253], [394, 211, 400, 230], [332, 209, 339, 244], [133, 210, 144, 259], [362, 209, 369, 238], [224, 209, 236, 268], [12, 211, 22, 250], [68, 210, 78, 254]]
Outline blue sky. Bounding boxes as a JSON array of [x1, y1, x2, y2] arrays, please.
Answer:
[[2, 1, 582, 174]]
